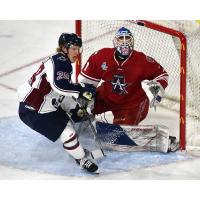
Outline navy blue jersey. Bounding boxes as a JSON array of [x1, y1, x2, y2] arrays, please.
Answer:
[[18, 52, 82, 113]]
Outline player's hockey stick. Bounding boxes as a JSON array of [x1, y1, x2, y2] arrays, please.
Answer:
[[85, 115, 105, 158], [66, 111, 104, 160], [71, 96, 106, 158]]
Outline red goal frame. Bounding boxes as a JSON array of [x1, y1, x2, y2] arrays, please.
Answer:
[[75, 20, 187, 150]]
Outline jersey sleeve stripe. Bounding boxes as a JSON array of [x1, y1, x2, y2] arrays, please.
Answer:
[[80, 71, 101, 82]]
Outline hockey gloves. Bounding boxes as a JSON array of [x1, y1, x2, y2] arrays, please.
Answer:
[[69, 104, 88, 123], [77, 83, 96, 114], [70, 83, 96, 122], [79, 83, 96, 102]]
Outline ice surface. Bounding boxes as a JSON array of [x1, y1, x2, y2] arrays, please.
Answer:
[[0, 116, 194, 178], [1, 21, 200, 180]]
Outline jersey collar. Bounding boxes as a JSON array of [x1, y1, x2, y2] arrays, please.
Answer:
[[113, 50, 133, 67]]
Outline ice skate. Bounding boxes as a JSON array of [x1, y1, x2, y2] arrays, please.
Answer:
[[76, 157, 99, 174]]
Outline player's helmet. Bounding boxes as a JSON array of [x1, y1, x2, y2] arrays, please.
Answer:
[[58, 33, 82, 49], [113, 27, 134, 56]]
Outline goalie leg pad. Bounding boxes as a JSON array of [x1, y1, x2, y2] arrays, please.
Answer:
[[96, 122, 170, 153], [96, 122, 137, 146]]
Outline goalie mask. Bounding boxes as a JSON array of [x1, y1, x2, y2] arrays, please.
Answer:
[[113, 27, 134, 57]]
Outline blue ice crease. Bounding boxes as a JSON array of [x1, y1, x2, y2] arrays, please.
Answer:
[[0, 116, 192, 177]]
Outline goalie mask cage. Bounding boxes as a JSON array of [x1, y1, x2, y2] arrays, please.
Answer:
[[75, 20, 200, 151]]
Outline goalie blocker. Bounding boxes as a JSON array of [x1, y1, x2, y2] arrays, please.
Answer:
[[94, 122, 179, 153]]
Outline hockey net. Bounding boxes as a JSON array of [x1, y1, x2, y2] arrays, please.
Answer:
[[76, 20, 200, 151]]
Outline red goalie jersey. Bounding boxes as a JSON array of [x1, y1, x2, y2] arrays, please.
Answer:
[[78, 48, 168, 125]]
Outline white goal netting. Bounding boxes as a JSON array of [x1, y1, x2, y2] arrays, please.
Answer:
[[79, 20, 200, 150]]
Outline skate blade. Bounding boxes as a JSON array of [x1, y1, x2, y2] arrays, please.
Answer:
[[80, 165, 100, 175], [92, 169, 100, 174], [83, 169, 100, 175]]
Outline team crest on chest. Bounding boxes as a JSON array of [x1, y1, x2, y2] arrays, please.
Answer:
[[101, 62, 107, 71], [111, 74, 128, 95]]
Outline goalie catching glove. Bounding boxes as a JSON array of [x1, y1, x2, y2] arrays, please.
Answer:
[[141, 80, 165, 108]]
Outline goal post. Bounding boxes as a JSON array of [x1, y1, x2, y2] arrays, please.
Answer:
[[75, 20, 82, 82], [75, 20, 200, 151]]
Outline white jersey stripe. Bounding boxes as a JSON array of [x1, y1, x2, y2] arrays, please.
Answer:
[[79, 71, 101, 82]]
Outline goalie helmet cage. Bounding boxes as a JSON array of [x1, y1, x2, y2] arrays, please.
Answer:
[[75, 20, 200, 151]]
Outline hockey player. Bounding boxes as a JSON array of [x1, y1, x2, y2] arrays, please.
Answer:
[[18, 33, 99, 173], [78, 27, 178, 152]]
